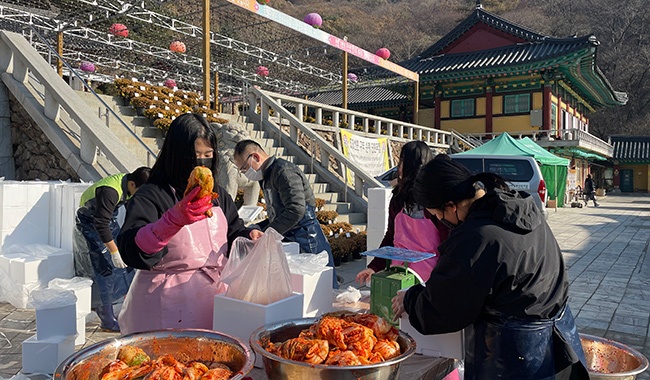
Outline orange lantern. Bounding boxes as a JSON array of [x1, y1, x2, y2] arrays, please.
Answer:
[[169, 41, 186, 54]]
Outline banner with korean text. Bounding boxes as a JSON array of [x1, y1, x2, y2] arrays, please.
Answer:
[[340, 130, 390, 186]]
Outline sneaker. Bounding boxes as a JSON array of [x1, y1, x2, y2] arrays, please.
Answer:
[[595, 203, 600, 207]]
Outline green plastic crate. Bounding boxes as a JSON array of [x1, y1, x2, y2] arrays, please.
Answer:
[[370, 266, 416, 325]]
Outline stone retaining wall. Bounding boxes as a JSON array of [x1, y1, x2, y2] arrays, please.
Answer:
[[8, 92, 80, 181]]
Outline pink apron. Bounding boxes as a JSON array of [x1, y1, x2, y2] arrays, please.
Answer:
[[118, 206, 228, 335], [391, 210, 441, 283]]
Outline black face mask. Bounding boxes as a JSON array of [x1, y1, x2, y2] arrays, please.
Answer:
[[196, 157, 213, 168], [440, 208, 462, 229]]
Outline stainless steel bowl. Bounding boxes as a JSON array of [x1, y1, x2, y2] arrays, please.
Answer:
[[581, 333, 649, 380], [250, 317, 416, 380], [54, 329, 254, 380]]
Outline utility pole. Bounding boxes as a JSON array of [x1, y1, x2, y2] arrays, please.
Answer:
[[202, 0, 211, 103]]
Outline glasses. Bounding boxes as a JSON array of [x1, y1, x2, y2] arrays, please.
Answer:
[[238, 154, 253, 172]]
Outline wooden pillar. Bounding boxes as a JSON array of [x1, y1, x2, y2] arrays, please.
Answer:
[[342, 36, 348, 111], [413, 81, 420, 124], [56, 31, 63, 77], [542, 84, 552, 131], [434, 91, 441, 130], [202, 0, 211, 102], [485, 85, 493, 134], [213, 72, 219, 110]]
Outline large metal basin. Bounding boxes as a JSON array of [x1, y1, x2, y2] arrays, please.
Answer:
[[250, 317, 416, 380], [581, 333, 649, 379], [54, 329, 254, 380]]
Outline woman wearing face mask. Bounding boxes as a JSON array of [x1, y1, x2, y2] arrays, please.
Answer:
[[116, 114, 263, 334], [356, 141, 448, 286], [392, 155, 588, 379]]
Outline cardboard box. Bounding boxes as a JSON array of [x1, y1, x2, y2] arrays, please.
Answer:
[[36, 303, 77, 340], [291, 267, 333, 317], [400, 315, 464, 359], [213, 293, 304, 367], [22, 334, 76, 374]]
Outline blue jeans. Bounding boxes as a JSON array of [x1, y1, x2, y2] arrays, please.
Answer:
[[76, 208, 134, 307]]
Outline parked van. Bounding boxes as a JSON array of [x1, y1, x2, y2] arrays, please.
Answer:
[[450, 154, 548, 218]]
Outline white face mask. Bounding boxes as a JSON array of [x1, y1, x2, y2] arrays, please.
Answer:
[[244, 167, 264, 181]]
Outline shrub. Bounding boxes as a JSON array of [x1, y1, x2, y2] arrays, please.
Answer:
[[153, 118, 172, 131], [316, 210, 338, 224], [314, 198, 326, 210]]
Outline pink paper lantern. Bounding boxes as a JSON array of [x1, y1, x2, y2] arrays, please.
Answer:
[[304, 13, 322, 28], [169, 41, 186, 53], [109, 23, 128, 38], [255, 66, 269, 77], [164, 79, 177, 89], [79, 61, 95, 73], [347, 73, 358, 83], [376, 48, 391, 60]]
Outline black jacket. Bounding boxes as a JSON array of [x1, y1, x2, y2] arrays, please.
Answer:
[[404, 189, 569, 334], [261, 157, 316, 235], [117, 182, 255, 270]]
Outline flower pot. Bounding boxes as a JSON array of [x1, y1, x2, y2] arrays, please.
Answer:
[[342, 253, 352, 263], [353, 251, 363, 260], [333, 257, 342, 267]]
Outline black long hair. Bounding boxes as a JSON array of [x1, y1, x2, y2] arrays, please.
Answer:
[[414, 154, 510, 209], [393, 141, 433, 211], [148, 113, 219, 193]]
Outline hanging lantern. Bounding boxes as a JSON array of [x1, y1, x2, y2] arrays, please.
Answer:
[[376, 48, 390, 60], [169, 41, 186, 53], [304, 13, 322, 28], [255, 66, 269, 77], [109, 23, 129, 38], [256, 0, 270, 4], [347, 73, 358, 83], [164, 79, 177, 89], [79, 61, 95, 73]]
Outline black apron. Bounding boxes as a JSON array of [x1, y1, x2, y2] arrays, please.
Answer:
[[466, 304, 589, 379]]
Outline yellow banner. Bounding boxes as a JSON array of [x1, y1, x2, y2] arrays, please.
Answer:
[[340, 130, 390, 186]]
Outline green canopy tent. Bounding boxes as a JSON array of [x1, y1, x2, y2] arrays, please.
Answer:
[[456, 133, 570, 206]]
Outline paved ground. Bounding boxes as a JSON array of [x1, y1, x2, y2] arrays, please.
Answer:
[[1, 194, 649, 378]]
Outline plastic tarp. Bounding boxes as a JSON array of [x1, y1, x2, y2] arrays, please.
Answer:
[[457, 133, 570, 206]]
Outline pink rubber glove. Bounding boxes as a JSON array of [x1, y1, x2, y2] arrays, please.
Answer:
[[135, 187, 213, 254]]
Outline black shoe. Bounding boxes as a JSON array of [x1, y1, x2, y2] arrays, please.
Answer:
[[95, 304, 120, 332], [336, 275, 344, 286], [595, 203, 600, 207]]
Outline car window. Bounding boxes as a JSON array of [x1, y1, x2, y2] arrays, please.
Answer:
[[452, 157, 534, 182], [484, 159, 533, 182], [450, 158, 483, 174]]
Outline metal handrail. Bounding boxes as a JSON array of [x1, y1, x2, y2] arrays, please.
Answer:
[[27, 27, 157, 166], [248, 86, 384, 198]]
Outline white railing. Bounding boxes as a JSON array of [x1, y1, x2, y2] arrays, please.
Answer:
[[247, 86, 385, 200], [466, 129, 613, 157], [260, 91, 453, 149], [0, 30, 143, 173]]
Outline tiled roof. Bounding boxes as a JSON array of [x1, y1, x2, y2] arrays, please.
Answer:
[[610, 136, 650, 162], [306, 86, 408, 107], [405, 36, 594, 76], [417, 6, 546, 59]]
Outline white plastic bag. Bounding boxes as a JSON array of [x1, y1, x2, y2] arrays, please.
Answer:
[[220, 228, 292, 305], [48, 277, 93, 291], [220, 237, 256, 280], [335, 286, 362, 303], [286, 250, 329, 276], [27, 288, 77, 310]]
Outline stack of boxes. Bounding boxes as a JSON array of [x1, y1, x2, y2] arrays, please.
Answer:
[[0, 181, 93, 373]]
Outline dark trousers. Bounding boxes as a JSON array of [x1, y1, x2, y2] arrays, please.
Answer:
[[75, 208, 134, 308]]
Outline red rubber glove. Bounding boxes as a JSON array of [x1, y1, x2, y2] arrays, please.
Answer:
[[135, 187, 213, 254]]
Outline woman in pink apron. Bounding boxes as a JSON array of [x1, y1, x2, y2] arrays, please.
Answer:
[[357, 141, 449, 285], [117, 114, 262, 335]]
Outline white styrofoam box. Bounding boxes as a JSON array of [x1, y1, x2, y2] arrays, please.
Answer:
[[400, 315, 464, 359], [213, 293, 304, 367], [1, 183, 27, 207], [22, 334, 76, 374], [282, 242, 300, 255], [49, 278, 93, 315], [9, 255, 45, 284], [291, 267, 333, 318], [75, 312, 88, 346], [366, 188, 392, 251], [36, 303, 77, 340]]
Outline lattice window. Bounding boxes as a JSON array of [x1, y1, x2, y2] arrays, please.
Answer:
[[503, 94, 530, 114], [451, 99, 475, 118]]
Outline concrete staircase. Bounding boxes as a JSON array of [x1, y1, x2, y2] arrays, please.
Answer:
[[76, 97, 367, 231]]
